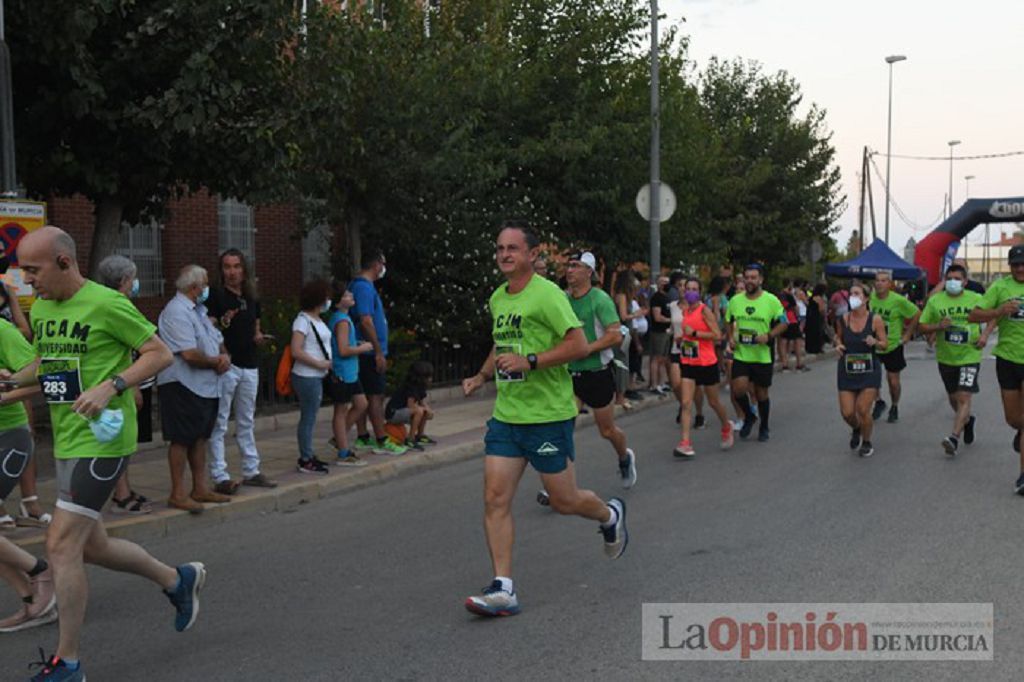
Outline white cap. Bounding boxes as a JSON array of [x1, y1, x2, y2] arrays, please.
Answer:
[[579, 251, 597, 271]]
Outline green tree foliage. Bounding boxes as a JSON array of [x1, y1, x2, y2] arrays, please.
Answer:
[[8, 0, 300, 273]]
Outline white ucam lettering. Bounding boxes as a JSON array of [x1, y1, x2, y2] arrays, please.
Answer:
[[990, 201, 1024, 219]]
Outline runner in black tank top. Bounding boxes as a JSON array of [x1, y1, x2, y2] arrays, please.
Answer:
[[835, 283, 887, 457]]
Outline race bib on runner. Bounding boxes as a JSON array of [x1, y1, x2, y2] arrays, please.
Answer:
[[944, 327, 969, 345], [959, 365, 978, 388], [845, 353, 873, 374], [495, 344, 525, 383], [37, 357, 83, 403], [738, 329, 758, 345], [1010, 298, 1024, 322], [682, 340, 699, 359]]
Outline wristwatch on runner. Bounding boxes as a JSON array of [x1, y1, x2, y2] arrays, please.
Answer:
[[111, 374, 128, 396], [527, 353, 538, 370]]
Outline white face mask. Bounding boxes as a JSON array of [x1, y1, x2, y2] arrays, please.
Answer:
[[378, 265, 387, 280], [849, 295, 864, 310], [322, 299, 332, 313], [945, 279, 964, 295]]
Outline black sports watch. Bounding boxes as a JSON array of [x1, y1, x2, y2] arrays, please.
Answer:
[[111, 375, 128, 396], [527, 353, 538, 370]]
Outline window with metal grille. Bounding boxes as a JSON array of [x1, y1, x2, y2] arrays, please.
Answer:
[[302, 221, 333, 282], [217, 197, 256, 268], [116, 220, 163, 297]]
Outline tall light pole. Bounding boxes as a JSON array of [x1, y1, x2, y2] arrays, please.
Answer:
[[947, 139, 961, 218], [964, 174, 975, 200], [649, 0, 661, 276], [883, 55, 906, 246]]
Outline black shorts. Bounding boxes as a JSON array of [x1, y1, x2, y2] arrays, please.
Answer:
[[877, 345, 907, 373], [782, 323, 803, 340], [996, 356, 1024, 391], [159, 382, 218, 446], [938, 363, 980, 394], [0, 426, 32, 501], [56, 456, 128, 520], [136, 385, 153, 443], [681, 363, 720, 386], [328, 378, 364, 404], [731, 359, 773, 388], [572, 367, 615, 409], [358, 354, 387, 396]]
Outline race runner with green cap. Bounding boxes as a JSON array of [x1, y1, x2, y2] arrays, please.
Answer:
[[461, 222, 629, 617], [4, 226, 206, 682]]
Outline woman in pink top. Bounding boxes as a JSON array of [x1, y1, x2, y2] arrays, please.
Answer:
[[675, 277, 734, 457]]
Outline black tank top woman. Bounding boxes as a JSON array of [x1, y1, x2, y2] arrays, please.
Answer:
[[836, 312, 882, 391]]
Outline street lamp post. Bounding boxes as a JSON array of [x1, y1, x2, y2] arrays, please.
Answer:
[[883, 55, 907, 246], [649, 0, 661, 276], [947, 139, 961, 218], [964, 174, 975, 200]]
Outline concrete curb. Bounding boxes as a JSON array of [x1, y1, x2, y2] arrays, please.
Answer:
[[13, 349, 838, 552]]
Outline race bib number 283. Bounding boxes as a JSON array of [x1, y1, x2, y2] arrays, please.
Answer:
[[37, 358, 83, 404]]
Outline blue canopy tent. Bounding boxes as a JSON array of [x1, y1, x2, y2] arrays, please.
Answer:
[[824, 240, 923, 280]]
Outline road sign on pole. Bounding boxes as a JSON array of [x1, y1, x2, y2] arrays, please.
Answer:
[[636, 182, 676, 223]]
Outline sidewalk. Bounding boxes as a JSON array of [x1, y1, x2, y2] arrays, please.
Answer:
[[5, 381, 676, 554]]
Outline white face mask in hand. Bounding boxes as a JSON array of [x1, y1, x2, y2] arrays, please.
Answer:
[[849, 295, 864, 311]]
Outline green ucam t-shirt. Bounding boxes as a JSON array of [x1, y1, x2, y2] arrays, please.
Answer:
[[977, 275, 1024, 365], [868, 291, 919, 353], [0, 318, 35, 431], [490, 275, 582, 424], [31, 280, 156, 459], [919, 289, 983, 366], [568, 286, 620, 372], [725, 291, 785, 364]]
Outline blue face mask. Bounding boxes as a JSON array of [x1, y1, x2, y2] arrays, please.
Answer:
[[322, 299, 332, 313], [945, 279, 964, 295], [88, 408, 125, 443], [129, 278, 140, 299], [198, 285, 210, 304]]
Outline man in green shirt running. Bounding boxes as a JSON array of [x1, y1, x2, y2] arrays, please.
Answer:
[[868, 270, 921, 424], [1, 227, 207, 680], [462, 222, 628, 617], [725, 264, 788, 442], [918, 264, 990, 456], [969, 245, 1024, 493]]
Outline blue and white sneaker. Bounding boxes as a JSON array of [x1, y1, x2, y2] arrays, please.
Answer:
[[27, 650, 85, 681], [619, 449, 637, 489], [465, 580, 520, 617], [601, 498, 628, 559], [164, 562, 207, 632]]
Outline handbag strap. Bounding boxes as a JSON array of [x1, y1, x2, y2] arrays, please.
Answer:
[[304, 313, 331, 361]]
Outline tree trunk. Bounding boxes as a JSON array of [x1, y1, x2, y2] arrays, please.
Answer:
[[347, 209, 364, 275], [88, 197, 124, 278]]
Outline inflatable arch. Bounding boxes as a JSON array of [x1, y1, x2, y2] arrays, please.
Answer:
[[914, 197, 1024, 285]]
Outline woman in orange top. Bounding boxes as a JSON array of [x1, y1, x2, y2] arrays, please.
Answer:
[[675, 277, 734, 457]]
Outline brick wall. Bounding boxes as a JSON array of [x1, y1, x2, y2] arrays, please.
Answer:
[[42, 191, 305, 322]]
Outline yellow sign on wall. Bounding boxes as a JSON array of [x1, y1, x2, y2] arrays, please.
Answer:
[[0, 200, 48, 309]]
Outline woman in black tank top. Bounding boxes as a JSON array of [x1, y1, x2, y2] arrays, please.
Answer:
[[835, 282, 888, 457]]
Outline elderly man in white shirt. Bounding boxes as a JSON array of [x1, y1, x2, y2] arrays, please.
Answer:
[[157, 265, 232, 514]]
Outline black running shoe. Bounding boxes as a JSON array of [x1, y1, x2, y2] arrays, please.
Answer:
[[1015, 430, 1021, 453], [872, 399, 887, 421], [887, 405, 899, 423], [757, 428, 770, 442], [536, 490, 550, 507], [694, 414, 706, 430], [963, 415, 976, 445], [1016, 472, 1024, 496], [849, 427, 862, 450], [859, 441, 875, 458], [739, 413, 758, 439]]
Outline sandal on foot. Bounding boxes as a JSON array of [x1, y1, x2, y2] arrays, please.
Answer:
[[111, 492, 153, 515], [0, 514, 15, 531], [16, 496, 52, 527]]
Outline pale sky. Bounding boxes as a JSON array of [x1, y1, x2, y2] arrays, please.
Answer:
[[660, 0, 1024, 253]]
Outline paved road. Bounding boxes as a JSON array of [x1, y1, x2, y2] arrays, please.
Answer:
[[4, 343, 1023, 680]]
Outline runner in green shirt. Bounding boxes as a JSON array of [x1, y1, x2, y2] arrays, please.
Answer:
[[560, 251, 636, 491], [868, 270, 921, 424], [461, 222, 628, 617], [918, 264, 989, 456], [725, 264, 788, 442], [4, 226, 206, 678], [968, 244, 1024, 493]]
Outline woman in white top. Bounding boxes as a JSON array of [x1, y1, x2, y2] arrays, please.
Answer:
[[291, 279, 333, 474]]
